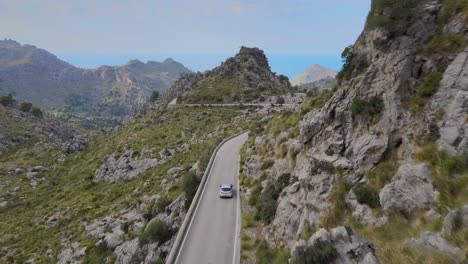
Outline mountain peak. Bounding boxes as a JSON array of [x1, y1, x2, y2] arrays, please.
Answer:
[[292, 64, 337, 86]]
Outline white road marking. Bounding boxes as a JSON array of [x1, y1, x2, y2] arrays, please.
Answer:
[[232, 154, 241, 264]]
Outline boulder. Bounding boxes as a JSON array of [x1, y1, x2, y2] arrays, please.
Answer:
[[114, 239, 139, 264], [379, 163, 436, 215], [31, 166, 48, 172], [424, 209, 441, 224], [405, 231, 464, 262], [167, 167, 183, 179], [441, 209, 462, 235], [292, 227, 380, 264], [14, 168, 24, 174]]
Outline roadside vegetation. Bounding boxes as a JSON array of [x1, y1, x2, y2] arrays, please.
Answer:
[[0, 106, 250, 262]]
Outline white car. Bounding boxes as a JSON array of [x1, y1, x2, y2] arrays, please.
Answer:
[[219, 184, 233, 198]]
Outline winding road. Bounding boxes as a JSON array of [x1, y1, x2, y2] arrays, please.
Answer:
[[175, 132, 249, 264]]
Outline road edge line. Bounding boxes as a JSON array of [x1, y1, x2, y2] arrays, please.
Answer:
[[233, 153, 242, 264], [166, 130, 249, 264]]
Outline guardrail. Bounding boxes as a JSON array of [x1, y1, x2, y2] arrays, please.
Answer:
[[166, 130, 249, 264]]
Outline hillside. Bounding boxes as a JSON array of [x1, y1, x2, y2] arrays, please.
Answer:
[[291, 64, 337, 86], [239, 1, 468, 263], [0, 39, 190, 117], [0, 95, 86, 156], [0, 101, 258, 262], [168, 47, 292, 104]]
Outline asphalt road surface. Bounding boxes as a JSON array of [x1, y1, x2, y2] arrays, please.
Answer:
[[175, 132, 249, 264]]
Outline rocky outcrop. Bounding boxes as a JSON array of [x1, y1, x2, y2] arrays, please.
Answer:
[[405, 232, 464, 262], [94, 149, 162, 182], [441, 205, 468, 235], [430, 49, 468, 155], [291, 227, 379, 264], [167, 46, 292, 104], [83, 194, 186, 263]]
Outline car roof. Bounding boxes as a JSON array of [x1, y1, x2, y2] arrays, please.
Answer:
[[220, 184, 232, 188]]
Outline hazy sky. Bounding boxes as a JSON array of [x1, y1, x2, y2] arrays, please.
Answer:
[[0, 0, 370, 76]]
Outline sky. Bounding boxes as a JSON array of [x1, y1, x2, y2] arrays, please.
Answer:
[[0, 0, 370, 78]]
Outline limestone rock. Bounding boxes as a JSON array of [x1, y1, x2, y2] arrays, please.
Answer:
[[441, 209, 463, 235], [94, 149, 160, 182], [292, 227, 380, 264], [379, 163, 436, 215], [405, 231, 464, 262]]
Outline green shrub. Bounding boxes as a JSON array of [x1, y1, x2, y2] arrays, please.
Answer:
[[320, 181, 351, 228], [254, 240, 291, 264], [155, 196, 171, 214], [425, 33, 465, 54], [351, 96, 384, 117], [249, 185, 262, 206], [31, 107, 43, 118], [276, 96, 286, 105], [261, 159, 274, 170], [336, 45, 369, 82], [139, 220, 173, 246], [19, 102, 33, 112], [367, 0, 423, 39], [0, 93, 15, 106], [292, 240, 338, 264], [150, 90, 160, 102], [301, 221, 316, 240], [301, 89, 334, 114], [181, 171, 201, 209], [440, 0, 468, 23], [353, 184, 380, 208], [410, 72, 443, 113], [84, 241, 111, 263], [255, 191, 277, 223], [415, 142, 467, 211], [242, 213, 254, 228], [416, 72, 443, 97], [367, 163, 397, 190]]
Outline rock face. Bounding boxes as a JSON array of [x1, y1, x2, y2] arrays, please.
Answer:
[[167, 46, 292, 103], [240, 1, 468, 262], [292, 64, 337, 86], [0, 39, 191, 116], [291, 227, 380, 264], [431, 49, 468, 155], [94, 149, 161, 182]]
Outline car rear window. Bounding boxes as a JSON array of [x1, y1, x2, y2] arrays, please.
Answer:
[[221, 187, 231, 192]]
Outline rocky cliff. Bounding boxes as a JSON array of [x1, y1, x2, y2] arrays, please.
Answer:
[[0, 39, 190, 117], [167, 46, 292, 103], [240, 1, 468, 263]]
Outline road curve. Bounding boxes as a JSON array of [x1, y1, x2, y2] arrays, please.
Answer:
[[175, 132, 249, 264]]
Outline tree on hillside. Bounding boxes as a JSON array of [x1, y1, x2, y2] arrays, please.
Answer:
[[0, 93, 15, 106], [19, 102, 33, 112], [31, 107, 43, 118], [276, 96, 286, 106], [150, 90, 160, 102]]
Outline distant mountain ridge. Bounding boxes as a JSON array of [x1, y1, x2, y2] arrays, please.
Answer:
[[291, 64, 337, 86], [0, 39, 191, 116]]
